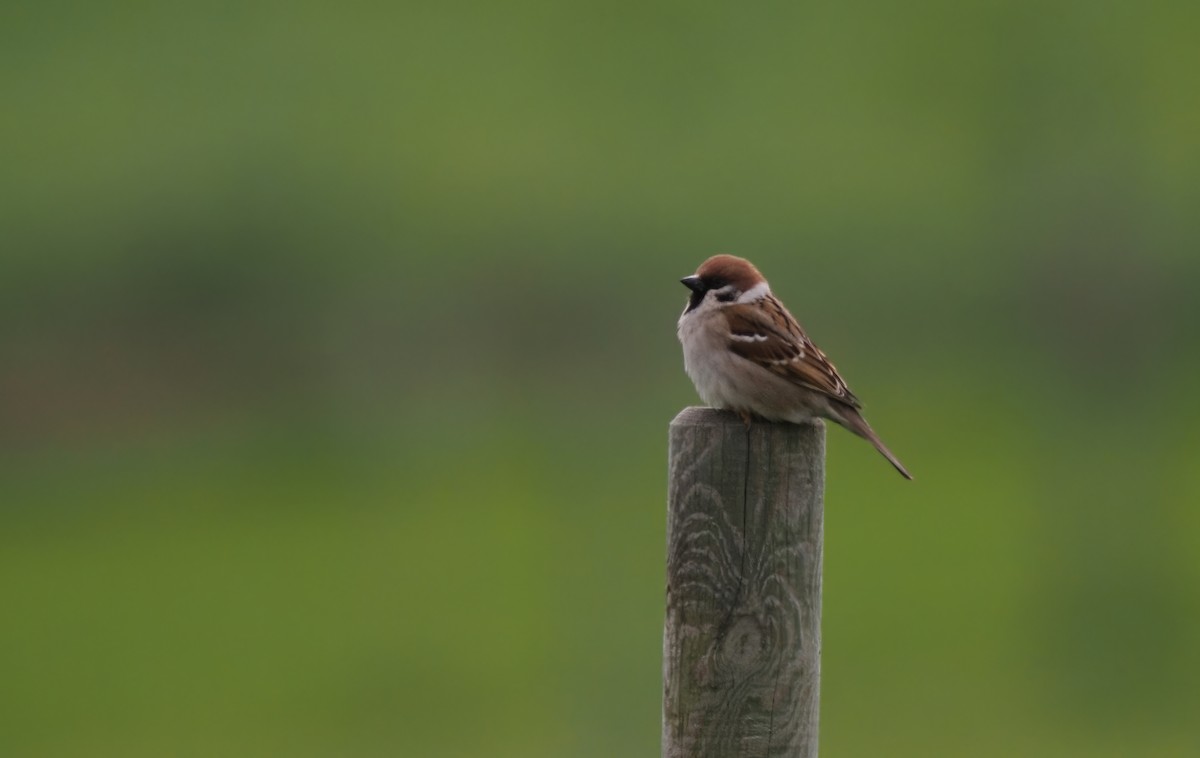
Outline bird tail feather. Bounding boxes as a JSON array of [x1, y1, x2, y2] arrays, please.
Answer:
[[833, 408, 912, 480]]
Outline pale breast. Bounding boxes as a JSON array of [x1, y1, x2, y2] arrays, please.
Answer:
[[678, 309, 824, 421]]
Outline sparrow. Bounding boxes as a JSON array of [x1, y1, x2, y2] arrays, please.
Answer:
[[677, 254, 911, 479]]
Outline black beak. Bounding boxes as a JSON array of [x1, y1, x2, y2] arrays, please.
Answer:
[[680, 275, 705, 294]]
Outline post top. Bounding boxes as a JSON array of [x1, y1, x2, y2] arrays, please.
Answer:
[[670, 406, 825, 431]]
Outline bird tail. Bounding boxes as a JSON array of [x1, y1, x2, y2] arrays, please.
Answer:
[[833, 407, 912, 480]]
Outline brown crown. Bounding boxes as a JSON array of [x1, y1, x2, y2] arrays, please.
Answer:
[[694, 254, 766, 292]]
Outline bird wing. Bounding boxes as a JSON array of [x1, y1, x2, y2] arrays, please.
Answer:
[[722, 299, 862, 409]]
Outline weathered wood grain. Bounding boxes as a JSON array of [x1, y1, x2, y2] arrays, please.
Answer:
[[664, 407, 825, 758]]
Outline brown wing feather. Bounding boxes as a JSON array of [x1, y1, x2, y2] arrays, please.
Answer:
[[723, 298, 862, 409]]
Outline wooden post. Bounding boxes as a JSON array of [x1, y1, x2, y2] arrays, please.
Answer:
[[664, 407, 825, 758]]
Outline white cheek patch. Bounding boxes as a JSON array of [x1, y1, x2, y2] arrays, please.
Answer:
[[737, 281, 771, 303], [712, 285, 738, 303]]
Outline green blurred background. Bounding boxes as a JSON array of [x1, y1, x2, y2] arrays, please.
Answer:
[[3, 1, 1199, 756]]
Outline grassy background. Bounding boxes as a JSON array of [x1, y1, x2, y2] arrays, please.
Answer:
[[3, 1, 1200, 755]]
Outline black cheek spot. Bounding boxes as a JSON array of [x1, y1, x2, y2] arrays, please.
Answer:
[[716, 291, 737, 303]]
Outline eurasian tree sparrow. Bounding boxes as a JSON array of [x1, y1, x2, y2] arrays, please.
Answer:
[[677, 254, 912, 479]]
